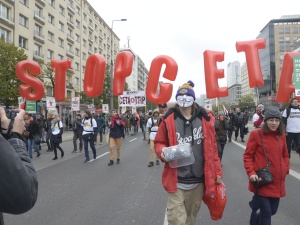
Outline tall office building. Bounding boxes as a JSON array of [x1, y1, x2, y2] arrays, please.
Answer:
[[257, 15, 300, 105], [0, 0, 122, 100], [225, 61, 241, 106]]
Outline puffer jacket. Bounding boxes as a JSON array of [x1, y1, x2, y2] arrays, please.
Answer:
[[154, 104, 222, 198], [243, 128, 290, 197], [0, 134, 38, 225]]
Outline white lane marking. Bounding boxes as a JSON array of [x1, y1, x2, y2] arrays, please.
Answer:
[[232, 140, 300, 181], [129, 138, 137, 142], [88, 152, 109, 162], [164, 208, 168, 225]]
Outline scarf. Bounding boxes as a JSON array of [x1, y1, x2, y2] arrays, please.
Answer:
[[110, 115, 119, 128]]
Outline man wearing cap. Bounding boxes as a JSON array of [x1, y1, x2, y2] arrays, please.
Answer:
[[154, 80, 222, 225]]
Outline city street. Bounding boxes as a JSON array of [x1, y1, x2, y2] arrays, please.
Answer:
[[3, 123, 300, 225]]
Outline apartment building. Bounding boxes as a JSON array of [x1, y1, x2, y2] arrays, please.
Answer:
[[0, 0, 121, 100], [257, 15, 300, 106]]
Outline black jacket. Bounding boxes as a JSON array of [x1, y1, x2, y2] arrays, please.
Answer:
[[0, 134, 38, 225]]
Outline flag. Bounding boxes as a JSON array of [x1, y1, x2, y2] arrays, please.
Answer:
[[223, 105, 228, 116]]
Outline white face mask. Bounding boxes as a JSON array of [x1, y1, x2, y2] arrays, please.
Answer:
[[176, 95, 194, 108]]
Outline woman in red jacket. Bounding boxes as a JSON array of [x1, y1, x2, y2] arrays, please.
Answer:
[[244, 106, 290, 225]]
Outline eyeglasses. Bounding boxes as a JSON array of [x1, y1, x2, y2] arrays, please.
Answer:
[[268, 118, 280, 123]]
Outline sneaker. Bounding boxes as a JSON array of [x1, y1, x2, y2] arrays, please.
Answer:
[[148, 162, 154, 167], [72, 150, 76, 153], [37, 153, 41, 157], [84, 159, 90, 163], [156, 160, 160, 165], [93, 154, 96, 159], [116, 159, 120, 164], [108, 160, 114, 166], [53, 157, 58, 160]]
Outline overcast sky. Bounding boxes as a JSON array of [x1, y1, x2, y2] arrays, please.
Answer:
[[88, 0, 299, 100]]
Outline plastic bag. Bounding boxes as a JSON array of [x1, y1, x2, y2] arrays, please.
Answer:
[[203, 182, 227, 221]]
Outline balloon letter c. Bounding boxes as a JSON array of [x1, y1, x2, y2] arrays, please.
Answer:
[[146, 55, 178, 104]]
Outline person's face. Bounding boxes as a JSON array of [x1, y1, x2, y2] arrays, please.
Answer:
[[219, 116, 225, 121], [236, 108, 241, 113], [291, 99, 299, 107], [111, 111, 117, 116], [176, 95, 194, 108], [266, 118, 280, 131]]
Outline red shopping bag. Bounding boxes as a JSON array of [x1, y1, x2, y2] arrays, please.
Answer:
[[203, 182, 227, 221]]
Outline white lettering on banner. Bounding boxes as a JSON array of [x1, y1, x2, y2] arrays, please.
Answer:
[[119, 90, 146, 107]]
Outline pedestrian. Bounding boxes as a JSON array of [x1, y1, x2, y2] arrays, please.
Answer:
[[282, 97, 300, 158], [22, 112, 31, 149], [130, 113, 139, 135], [215, 111, 229, 162], [139, 113, 146, 140], [45, 112, 54, 152], [154, 80, 223, 225], [72, 113, 83, 153], [233, 107, 247, 142], [36, 114, 44, 149], [0, 108, 38, 225], [125, 113, 131, 135], [107, 109, 125, 166], [243, 106, 289, 225], [95, 112, 105, 144], [50, 113, 64, 160], [26, 115, 41, 158], [227, 109, 234, 142], [146, 109, 161, 167], [82, 110, 98, 163], [253, 104, 264, 129]]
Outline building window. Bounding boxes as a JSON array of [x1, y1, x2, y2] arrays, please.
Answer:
[[76, 6, 80, 14], [0, 4, 9, 20], [58, 21, 64, 31], [34, 24, 42, 36], [58, 54, 63, 60], [83, 13, 86, 21], [47, 50, 54, 59], [279, 28, 284, 34], [48, 0, 55, 7], [59, 5, 64, 15], [19, 36, 27, 49], [34, 44, 42, 56], [83, 52, 86, 60], [285, 27, 290, 34], [48, 14, 54, 24], [19, 14, 28, 27], [0, 28, 9, 42], [48, 31, 54, 42], [75, 77, 79, 85], [75, 48, 79, 56], [76, 20, 80, 28], [75, 34, 79, 42], [58, 38, 64, 47], [67, 43, 72, 52], [35, 5, 42, 17], [293, 27, 298, 34], [83, 26, 86, 34], [83, 39, 86, 47], [46, 87, 53, 96], [68, 14, 73, 23], [20, 0, 28, 6], [75, 62, 79, 70]]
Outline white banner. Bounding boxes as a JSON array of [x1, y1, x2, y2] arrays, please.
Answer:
[[118, 91, 146, 107], [46, 97, 56, 108], [88, 104, 95, 113], [102, 104, 109, 113], [72, 97, 80, 111]]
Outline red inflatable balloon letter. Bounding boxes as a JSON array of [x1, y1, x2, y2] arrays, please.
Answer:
[[236, 38, 266, 87], [146, 55, 178, 104], [51, 60, 72, 101], [276, 52, 300, 102], [203, 50, 228, 98], [16, 60, 44, 101], [84, 54, 106, 97], [113, 51, 134, 95]]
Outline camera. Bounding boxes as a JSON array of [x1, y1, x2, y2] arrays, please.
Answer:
[[5, 109, 17, 120]]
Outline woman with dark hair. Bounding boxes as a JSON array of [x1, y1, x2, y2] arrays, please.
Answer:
[[215, 111, 229, 162], [243, 106, 289, 225]]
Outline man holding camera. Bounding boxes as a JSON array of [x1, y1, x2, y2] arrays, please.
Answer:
[[253, 104, 264, 128], [0, 108, 38, 225]]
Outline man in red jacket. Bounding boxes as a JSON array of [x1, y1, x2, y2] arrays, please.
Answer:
[[154, 80, 222, 225]]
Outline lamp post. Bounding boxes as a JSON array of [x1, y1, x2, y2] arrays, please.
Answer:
[[110, 19, 127, 112]]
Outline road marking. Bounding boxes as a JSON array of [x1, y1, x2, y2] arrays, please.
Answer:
[[232, 140, 300, 181], [164, 208, 168, 225], [129, 138, 137, 142], [88, 152, 109, 162]]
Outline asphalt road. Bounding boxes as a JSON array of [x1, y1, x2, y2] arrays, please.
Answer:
[[3, 124, 300, 225]]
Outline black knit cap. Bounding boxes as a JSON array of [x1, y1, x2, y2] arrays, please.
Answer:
[[264, 106, 281, 122]]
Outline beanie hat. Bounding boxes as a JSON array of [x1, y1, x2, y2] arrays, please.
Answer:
[[218, 111, 224, 116], [175, 80, 195, 100], [32, 115, 36, 121], [264, 106, 281, 122]]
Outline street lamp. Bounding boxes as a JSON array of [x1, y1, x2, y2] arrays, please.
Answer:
[[110, 18, 127, 112]]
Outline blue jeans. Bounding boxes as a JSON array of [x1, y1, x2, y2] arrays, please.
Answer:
[[28, 138, 40, 157], [257, 195, 280, 225], [83, 138, 96, 160]]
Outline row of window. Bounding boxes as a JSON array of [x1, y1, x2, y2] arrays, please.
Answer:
[[278, 27, 299, 34]]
